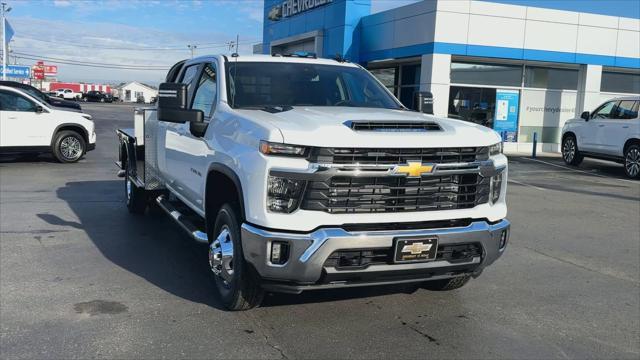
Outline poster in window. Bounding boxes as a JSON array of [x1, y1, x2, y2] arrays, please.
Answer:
[[493, 89, 520, 142]]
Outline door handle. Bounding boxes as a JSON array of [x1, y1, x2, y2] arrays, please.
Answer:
[[598, 124, 605, 127], [622, 125, 629, 129], [8, 116, 17, 119]]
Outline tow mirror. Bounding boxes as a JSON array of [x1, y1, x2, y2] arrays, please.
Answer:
[[157, 82, 197, 124], [190, 120, 208, 137], [580, 111, 590, 121]]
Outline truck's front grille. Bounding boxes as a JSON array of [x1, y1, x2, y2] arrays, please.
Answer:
[[302, 174, 490, 213], [324, 243, 483, 269], [309, 147, 488, 165]]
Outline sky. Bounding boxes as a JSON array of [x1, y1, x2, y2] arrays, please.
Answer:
[[3, 0, 639, 85]]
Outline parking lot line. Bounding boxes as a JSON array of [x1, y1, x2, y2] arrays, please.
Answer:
[[520, 158, 639, 184], [508, 179, 545, 191]]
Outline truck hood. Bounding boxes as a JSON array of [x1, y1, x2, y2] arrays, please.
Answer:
[[235, 106, 501, 148]]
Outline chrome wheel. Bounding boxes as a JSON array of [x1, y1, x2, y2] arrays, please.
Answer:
[[625, 147, 640, 178], [60, 136, 83, 160], [563, 137, 576, 163], [209, 226, 234, 288]]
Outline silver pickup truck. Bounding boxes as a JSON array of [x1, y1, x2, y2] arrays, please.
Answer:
[[117, 54, 510, 310]]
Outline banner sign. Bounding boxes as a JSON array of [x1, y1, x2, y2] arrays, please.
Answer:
[[493, 89, 520, 142], [44, 65, 58, 76], [33, 67, 45, 80], [0, 65, 31, 79]]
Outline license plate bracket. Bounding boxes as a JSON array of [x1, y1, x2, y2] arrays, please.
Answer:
[[393, 237, 438, 263]]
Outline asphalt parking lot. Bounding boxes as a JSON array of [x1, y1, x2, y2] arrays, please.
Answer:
[[1, 103, 639, 359]]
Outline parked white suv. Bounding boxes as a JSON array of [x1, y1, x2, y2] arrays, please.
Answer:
[[0, 86, 96, 162], [562, 97, 640, 179]]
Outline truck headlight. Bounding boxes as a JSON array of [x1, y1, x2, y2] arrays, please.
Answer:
[[491, 173, 503, 204], [260, 141, 308, 157], [267, 176, 305, 213], [489, 142, 503, 156]]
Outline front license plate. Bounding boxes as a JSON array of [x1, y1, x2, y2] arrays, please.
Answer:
[[394, 237, 438, 263]]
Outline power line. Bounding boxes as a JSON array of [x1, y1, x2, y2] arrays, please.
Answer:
[[13, 51, 170, 68], [12, 54, 171, 70], [14, 36, 261, 51]]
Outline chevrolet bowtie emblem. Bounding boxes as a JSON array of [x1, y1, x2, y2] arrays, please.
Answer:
[[401, 242, 432, 255], [392, 161, 435, 177]]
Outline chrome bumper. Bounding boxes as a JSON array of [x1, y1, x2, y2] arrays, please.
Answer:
[[241, 219, 510, 291]]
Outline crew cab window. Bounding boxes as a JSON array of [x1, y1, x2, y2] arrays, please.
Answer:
[[226, 62, 402, 110], [0, 91, 37, 112], [191, 62, 217, 118], [180, 65, 200, 99], [612, 101, 638, 119], [592, 101, 616, 119]]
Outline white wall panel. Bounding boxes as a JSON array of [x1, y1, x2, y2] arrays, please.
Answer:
[[618, 17, 640, 31], [468, 14, 525, 48], [526, 7, 579, 24], [576, 26, 618, 56], [524, 20, 578, 52], [393, 13, 436, 48], [616, 30, 640, 58], [578, 13, 618, 29], [436, 0, 470, 13], [434, 11, 469, 43], [469, 1, 526, 19]]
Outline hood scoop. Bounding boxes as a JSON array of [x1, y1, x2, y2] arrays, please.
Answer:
[[344, 120, 442, 132]]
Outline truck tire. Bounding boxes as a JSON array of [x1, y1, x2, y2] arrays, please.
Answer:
[[624, 144, 640, 179], [209, 204, 264, 311], [125, 163, 147, 214], [52, 130, 85, 163], [562, 134, 583, 166], [422, 275, 471, 291]]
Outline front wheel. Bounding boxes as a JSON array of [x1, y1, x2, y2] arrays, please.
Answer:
[[209, 204, 263, 311], [562, 135, 583, 166], [624, 144, 640, 179], [52, 130, 85, 163]]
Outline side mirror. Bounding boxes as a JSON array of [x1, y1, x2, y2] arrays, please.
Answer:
[[580, 111, 590, 121], [157, 82, 190, 124], [35, 105, 44, 114], [190, 120, 208, 137]]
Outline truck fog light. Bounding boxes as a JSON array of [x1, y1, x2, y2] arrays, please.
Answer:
[[267, 176, 305, 213], [490, 173, 503, 204], [498, 229, 508, 250], [270, 241, 290, 265]]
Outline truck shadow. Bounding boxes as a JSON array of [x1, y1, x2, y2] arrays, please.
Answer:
[[55, 180, 425, 310]]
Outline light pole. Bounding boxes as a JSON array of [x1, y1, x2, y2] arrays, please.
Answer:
[[1, 2, 12, 81], [187, 44, 197, 59]]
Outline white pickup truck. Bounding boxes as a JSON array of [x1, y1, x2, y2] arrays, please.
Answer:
[[116, 54, 510, 310]]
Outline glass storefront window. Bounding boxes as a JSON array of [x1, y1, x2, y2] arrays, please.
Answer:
[[369, 68, 397, 88], [448, 86, 497, 128], [601, 71, 640, 94], [451, 62, 522, 87], [524, 66, 579, 90]]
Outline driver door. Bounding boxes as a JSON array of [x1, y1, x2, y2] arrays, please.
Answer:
[[580, 100, 616, 153], [0, 90, 51, 147]]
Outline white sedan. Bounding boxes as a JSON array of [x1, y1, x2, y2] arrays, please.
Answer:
[[0, 86, 96, 163]]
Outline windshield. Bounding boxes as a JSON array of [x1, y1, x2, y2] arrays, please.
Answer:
[[226, 62, 402, 110], [21, 87, 47, 102]]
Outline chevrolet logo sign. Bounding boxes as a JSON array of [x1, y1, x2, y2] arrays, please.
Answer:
[[392, 161, 435, 177], [401, 242, 433, 255]]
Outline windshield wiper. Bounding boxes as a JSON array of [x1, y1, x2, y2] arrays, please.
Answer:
[[260, 105, 293, 113]]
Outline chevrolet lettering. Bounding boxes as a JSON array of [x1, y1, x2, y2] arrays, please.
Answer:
[[116, 54, 511, 310]]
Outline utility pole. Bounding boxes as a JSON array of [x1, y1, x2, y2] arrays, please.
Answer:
[[187, 44, 197, 59], [1, 2, 12, 81]]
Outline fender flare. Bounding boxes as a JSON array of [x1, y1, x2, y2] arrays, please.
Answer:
[[206, 163, 246, 220], [50, 123, 90, 148]]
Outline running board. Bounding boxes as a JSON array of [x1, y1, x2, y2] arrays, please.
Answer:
[[155, 195, 208, 244]]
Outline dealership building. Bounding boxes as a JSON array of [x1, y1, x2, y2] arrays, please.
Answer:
[[260, 0, 640, 152]]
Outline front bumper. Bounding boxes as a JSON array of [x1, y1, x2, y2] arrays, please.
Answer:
[[241, 219, 510, 293]]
